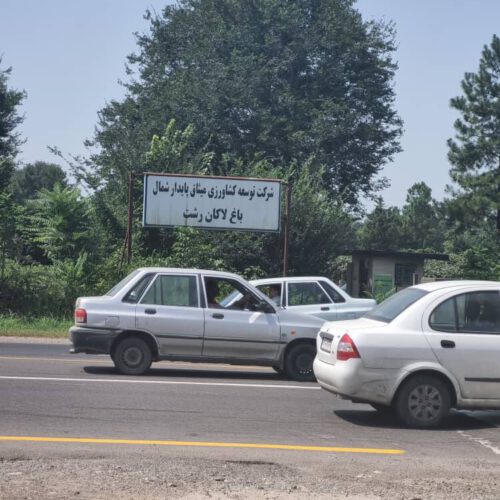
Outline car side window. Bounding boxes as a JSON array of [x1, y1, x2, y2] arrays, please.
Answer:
[[319, 280, 346, 304], [206, 277, 265, 312], [430, 291, 500, 334], [140, 275, 198, 307], [287, 282, 331, 306], [256, 283, 282, 306]]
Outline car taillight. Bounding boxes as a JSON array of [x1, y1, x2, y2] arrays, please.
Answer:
[[337, 333, 360, 361], [75, 308, 87, 324]]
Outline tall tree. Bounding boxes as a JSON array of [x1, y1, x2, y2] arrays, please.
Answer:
[[447, 34, 500, 235], [0, 61, 25, 278], [400, 182, 444, 251], [357, 197, 402, 251], [0, 60, 25, 191], [88, 0, 401, 206], [10, 161, 67, 203]]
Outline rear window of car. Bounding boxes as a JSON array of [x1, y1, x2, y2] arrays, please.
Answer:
[[364, 288, 428, 323], [319, 280, 346, 303], [105, 270, 142, 296], [123, 273, 155, 303]]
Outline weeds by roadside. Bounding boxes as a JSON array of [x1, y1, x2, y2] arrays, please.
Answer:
[[0, 315, 70, 338]]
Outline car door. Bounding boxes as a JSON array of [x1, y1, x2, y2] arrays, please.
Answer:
[[423, 289, 500, 400], [136, 272, 204, 356], [202, 276, 281, 360], [319, 279, 370, 321], [286, 281, 337, 320]]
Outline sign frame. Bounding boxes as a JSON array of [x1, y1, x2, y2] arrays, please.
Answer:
[[142, 172, 283, 233]]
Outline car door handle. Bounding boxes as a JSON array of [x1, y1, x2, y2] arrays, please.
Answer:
[[212, 313, 224, 319], [441, 340, 455, 348], [321, 306, 330, 311], [144, 308, 157, 315]]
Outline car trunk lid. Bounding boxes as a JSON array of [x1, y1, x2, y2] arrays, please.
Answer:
[[316, 317, 381, 365]]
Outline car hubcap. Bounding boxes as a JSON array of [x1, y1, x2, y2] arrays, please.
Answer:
[[408, 384, 442, 422], [123, 346, 143, 368], [296, 352, 313, 375]]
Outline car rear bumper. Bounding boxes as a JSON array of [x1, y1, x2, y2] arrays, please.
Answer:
[[313, 357, 395, 405], [69, 326, 119, 354], [313, 357, 363, 394]]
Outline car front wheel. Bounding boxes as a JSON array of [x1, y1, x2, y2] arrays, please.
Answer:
[[285, 343, 316, 382], [395, 374, 451, 428], [113, 337, 153, 375]]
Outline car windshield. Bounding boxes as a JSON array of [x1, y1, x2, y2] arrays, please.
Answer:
[[364, 288, 428, 323], [105, 269, 142, 296]]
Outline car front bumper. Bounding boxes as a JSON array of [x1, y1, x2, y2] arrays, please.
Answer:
[[70, 326, 119, 355]]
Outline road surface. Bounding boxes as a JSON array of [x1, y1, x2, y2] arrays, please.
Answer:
[[1, 339, 500, 499]]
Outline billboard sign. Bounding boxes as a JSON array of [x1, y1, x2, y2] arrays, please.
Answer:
[[143, 173, 282, 232]]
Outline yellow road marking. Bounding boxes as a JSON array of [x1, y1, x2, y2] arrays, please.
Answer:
[[0, 436, 405, 455]]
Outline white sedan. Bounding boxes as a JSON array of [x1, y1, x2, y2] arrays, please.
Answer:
[[313, 280, 500, 428], [251, 276, 376, 321]]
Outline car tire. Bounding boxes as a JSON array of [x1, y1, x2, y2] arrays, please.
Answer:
[[113, 337, 153, 375], [395, 374, 451, 428], [285, 343, 316, 382]]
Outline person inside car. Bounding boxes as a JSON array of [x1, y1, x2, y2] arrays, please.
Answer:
[[269, 284, 281, 306], [205, 279, 222, 308]]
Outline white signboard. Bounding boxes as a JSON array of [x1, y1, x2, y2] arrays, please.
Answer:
[[143, 174, 282, 232]]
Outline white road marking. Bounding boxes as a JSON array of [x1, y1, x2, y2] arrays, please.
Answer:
[[0, 375, 320, 390], [457, 430, 500, 455], [0, 355, 272, 371]]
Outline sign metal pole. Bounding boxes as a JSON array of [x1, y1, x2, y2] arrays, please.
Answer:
[[127, 173, 134, 263], [283, 182, 291, 276]]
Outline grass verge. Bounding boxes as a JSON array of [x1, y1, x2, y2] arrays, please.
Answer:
[[0, 315, 71, 338]]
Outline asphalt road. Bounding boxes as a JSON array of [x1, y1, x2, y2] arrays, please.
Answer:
[[1, 339, 500, 498]]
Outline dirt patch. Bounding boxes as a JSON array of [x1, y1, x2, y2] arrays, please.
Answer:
[[1, 455, 499, 499]]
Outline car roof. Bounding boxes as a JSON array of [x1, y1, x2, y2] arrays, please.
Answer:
[[251, 276, 330, 284], [135, 267, 243, 280], [412, 280, 500, 292]]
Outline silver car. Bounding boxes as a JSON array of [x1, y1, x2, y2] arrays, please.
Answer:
[[70, 268, 325, 381], [314, 280, 500, 427], [251, 276, 376, 321]]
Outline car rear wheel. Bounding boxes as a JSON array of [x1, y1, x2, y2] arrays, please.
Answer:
[[285, 344, 316, 382], [395, 374, 451, 428], [113, 337, 153, 375]]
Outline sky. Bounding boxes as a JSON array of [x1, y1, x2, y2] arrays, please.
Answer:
[[0, 0, 499, 207]]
